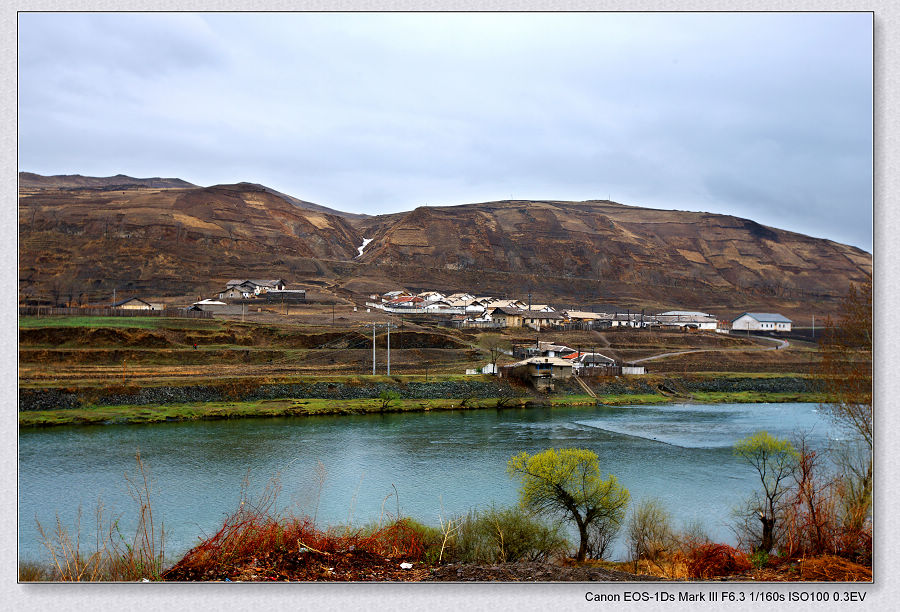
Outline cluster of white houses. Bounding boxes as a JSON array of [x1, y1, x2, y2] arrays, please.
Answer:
[[189, 280, 307, 313], [108, 280, 308, 314], [366, 290, 792, 333], [488, 341, 648, 391]]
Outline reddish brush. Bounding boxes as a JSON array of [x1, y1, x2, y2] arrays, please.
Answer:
[[164, 485, 430, 582], [371, 519, 427, 561], [685, 543, 751, 579]]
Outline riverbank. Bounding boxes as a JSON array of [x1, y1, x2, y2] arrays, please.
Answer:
[[19, 374, 827, 427]]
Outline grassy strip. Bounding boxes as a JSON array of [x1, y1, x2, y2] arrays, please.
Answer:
[[19, 316, 223, 330], [19, 389, 827, 428], [18, 397, 528, 427], [687, 391, 829, 403], [594, 393, 674, 406]]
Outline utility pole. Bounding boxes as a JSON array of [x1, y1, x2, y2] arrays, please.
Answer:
[[332, 303, 335, 326], [387, 320, 391, 376], [372, 323, 376, 375], [812, 315, 815, 340]]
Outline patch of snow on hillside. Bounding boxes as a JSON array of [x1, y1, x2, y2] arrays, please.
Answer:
[[356, 238, 373, 258]]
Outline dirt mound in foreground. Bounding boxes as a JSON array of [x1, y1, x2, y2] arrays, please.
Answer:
[[162, 553, 655, 582]]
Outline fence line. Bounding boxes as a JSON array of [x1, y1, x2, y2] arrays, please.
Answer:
[[18, 306, 213, 319]]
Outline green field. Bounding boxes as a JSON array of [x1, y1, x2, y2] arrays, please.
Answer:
[[18, 315, 223, 330]]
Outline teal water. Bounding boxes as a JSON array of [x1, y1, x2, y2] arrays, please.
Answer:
[[18, 402, 835, 563]]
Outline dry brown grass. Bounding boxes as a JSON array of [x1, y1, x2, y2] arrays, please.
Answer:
[[30, 452, 165, 582], [797, 555, 872, 581]]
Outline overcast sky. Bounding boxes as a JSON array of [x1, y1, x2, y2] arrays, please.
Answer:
[[17, 12, 872, 251]]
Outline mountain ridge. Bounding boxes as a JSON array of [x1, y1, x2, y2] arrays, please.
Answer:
[[17, 172, 871, 316]]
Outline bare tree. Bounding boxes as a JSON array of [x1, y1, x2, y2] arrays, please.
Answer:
[[817, 280, 872, 526], [481, 334, 511, 371]]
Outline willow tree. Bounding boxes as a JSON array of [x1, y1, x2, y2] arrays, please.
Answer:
[[734, 432, 799, 554], [507, 448, 630, 561]]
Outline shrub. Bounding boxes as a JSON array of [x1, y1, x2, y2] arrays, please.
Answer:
[[449, 506, 568, 564], [685, 543, 751, 579], [749, 550, 769, 569], [385, 517, 444, 565], [370, 518, 430, 562], [164, 479, 438, 580], [626, 498, 676, 571], [18, 560, 54, 582]]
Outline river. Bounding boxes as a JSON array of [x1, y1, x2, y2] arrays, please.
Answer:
[[18, 402, 836, 563]]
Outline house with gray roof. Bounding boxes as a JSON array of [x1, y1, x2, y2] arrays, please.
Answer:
[[731, 312, 792, 332]]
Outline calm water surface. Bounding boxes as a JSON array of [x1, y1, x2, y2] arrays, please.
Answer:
[[19, 402, 835, 562]]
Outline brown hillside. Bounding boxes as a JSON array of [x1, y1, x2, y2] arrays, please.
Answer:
[[19, 179, 362, 302], [355, 200, 870, 303], [18, 175, 871, 317]]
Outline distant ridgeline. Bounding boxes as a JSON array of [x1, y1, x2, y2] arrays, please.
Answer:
[[18, 172, 871, 313]]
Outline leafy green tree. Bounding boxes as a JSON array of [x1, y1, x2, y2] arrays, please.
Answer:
[[507, 448, 630, 561], [733, 432, 799, 554], [378, 389, 400, 410]]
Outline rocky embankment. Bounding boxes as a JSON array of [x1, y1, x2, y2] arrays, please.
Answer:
[[18, 376, 822, 412]]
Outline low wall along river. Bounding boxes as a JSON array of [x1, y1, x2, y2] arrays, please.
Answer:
[[18, 376, 821, 411]]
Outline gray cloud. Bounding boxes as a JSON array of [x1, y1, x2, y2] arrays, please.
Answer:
[[17, 12, 872, 251]]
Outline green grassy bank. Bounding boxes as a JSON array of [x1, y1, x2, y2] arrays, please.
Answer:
[[18, 390, 826, 428]]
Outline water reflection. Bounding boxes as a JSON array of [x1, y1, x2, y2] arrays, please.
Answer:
[[19, 403, 832, 563]]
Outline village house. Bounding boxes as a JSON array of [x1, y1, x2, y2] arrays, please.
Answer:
[[112, 297, 161, 310], [417, 291, 446, 302], [219, 283, 255, 300], [731, 312, 793, 332], [381, 290, 412, 302], [489, 306, 524, 328], [562, 310, 605, 322], [522, 310, 563, 330], [526, 304, 555, 312], [190, 298, 239, 314], [502, 356, 574, 391], [655, 311, 718, 331], [219, 279, 287, 300], [608, 313, 648, 328], [449, 300, 486, 314], [387, 295, 426, 308], [445, 292, 476, 303], [535, 341, 576, 358], [487, 298, 527, 310], [561, 351, 617, 374], [422, 299, 459, 314]]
